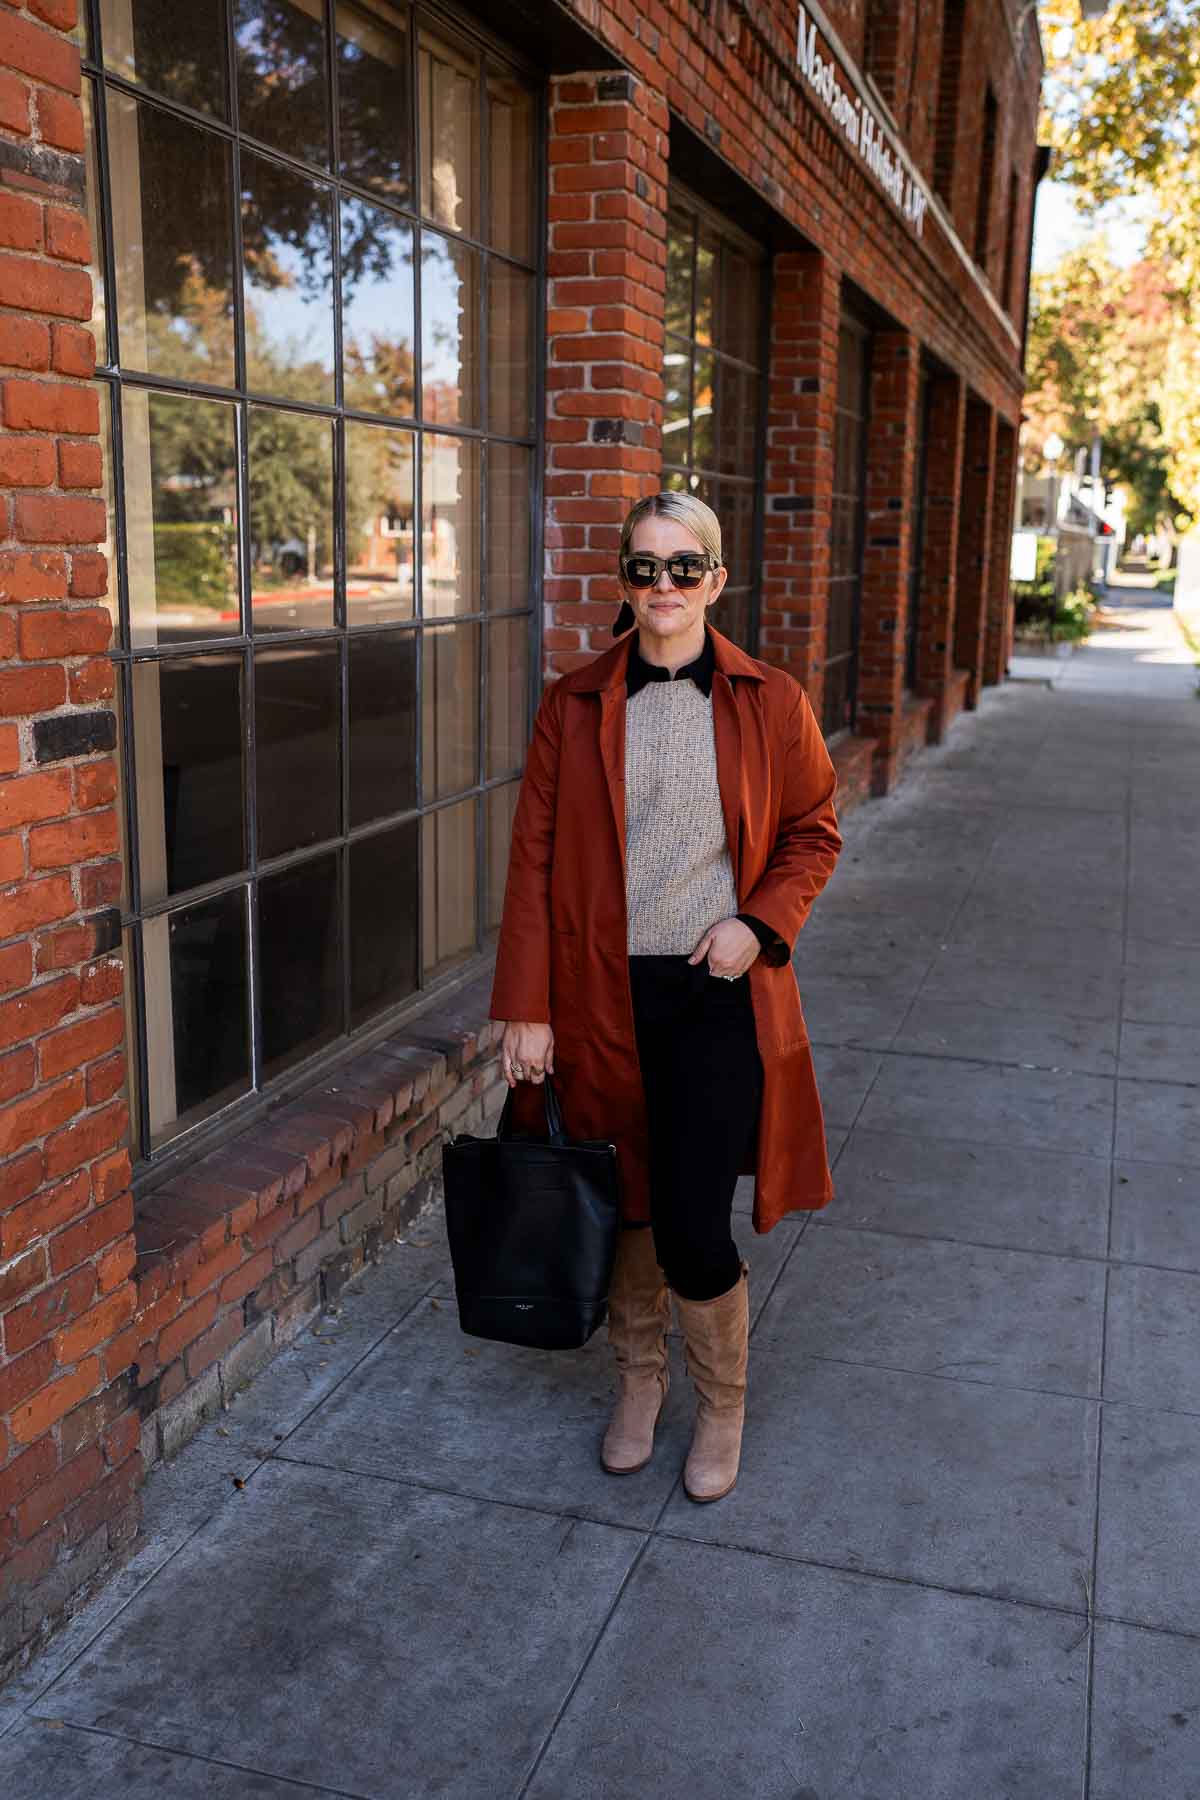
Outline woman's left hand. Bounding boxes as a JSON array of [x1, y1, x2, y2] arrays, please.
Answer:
[[688, 917, 761, 978]]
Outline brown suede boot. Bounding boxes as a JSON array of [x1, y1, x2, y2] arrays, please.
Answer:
[[600, 1226, 671, 1474], [675, 1260, 749, 1503]]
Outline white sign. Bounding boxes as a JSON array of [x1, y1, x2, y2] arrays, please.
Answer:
[[795, 5, 929, 237], [1010, 530, 1039, 583]]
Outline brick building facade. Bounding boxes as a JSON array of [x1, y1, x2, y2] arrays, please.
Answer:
[[0, 0, 1041, 1678]]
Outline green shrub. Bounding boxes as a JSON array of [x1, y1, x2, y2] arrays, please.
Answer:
[[152, 521, 236, 612]]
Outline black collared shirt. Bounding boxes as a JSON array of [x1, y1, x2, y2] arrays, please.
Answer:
[[624, 625, 785, 962]]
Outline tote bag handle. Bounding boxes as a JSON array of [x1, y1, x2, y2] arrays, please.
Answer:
[[494, 1070, 567, 1145]]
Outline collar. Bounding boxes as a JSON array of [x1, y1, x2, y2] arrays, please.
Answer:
[[625, 622, 715, 698], [559, 620, 765, 696]]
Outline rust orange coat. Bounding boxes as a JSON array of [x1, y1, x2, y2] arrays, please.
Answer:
[[487, 622, 844, 1234]]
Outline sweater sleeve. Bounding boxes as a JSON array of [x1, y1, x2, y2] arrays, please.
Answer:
[[735, 912, 788, 960]]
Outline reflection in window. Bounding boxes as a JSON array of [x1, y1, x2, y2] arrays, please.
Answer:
[[350, 820, 419, 1027], [133, 654, 245, 906], [144, 889, 250, 1146], [242, 151, 336, 405], [92, 6, 540, 1160], [486, 613, 528, 779], [341, 196, 415, 418], [487, 70, 535, 261], [486, 443, 531, 613], [254, 642, 340, 857], [422, 432, 479, 617], [259, 853, 342, 1077], [420, 230, 480, 425], [662, 193, 766, 653], [488, 262, 534, 438], [418, 24, 478, 236], [107, 92, 235, 384], [336, 0, 411, 204], [235, 0, 330, 166], [247, 406, 335, 631], [349, 629, 417, 825], [81, 82, 107, 363], [422, 797, 476, 978], [123, 389, 239, 649], [346, 421, 415, 626], [421, 621, 478, 801], [100, 0, 229, 116]]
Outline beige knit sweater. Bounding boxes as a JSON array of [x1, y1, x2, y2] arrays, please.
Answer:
[[624, 676, 738, 955]]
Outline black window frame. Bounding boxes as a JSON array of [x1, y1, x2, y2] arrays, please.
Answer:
[[81, 0, 547, 1181], [822, 306, 872, 741]]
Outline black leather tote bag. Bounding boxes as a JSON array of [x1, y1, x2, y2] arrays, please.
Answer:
[[442, 1073, 621, 1350]]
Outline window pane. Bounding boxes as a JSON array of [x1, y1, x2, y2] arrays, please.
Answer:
[[486, 613, 527, 779], [418, 24, 479, 237], [336, 0, 412, 206], [348, 628, 417, 826], [486, 442, 530, 613], [107, 93, 235, 384], [487, 261, 534, 439], [422, 432, 479, 617], [99, 386, 118, 637], [716, 362, 758, 477], [484, 780, 518, 936], [694, 225, 716, 346], [133, 653, 245, 905], [692, 348, 714, 469], [259, 852, 342, 1077], [421, 620, 478, 801], [350, 820, 418, 1028], [341, 196, 415, 418], [81, 81, 107, 365], [420, 230, 480, 426], [248, 406, 334, 631], [486, 70, 535, 262], [242, 152, 335, 404], [100, 0, 229, 116], [124, 389, 239, 649], [346, 421, 415, 627], [719, 244, 761, 365], [143, 889, 250, 1147], [665, 206, 693, 337], [254, 642, 340, 857], [663, 335, 690, 466], [235, 0, 330, 166], [421, 796, 475, 977]]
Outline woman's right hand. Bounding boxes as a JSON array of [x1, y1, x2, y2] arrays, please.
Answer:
[[500, 1022, 555, 1088]]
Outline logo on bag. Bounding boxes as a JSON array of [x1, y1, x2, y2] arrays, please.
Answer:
[[514, 1303, 534, 1311]]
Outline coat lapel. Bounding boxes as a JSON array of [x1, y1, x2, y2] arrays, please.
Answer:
[[575, 622, 763, 904]]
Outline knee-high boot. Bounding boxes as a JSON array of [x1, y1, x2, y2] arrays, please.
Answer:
[[600, 1226, 671, 1474], [674, 1260, 749, 1502]]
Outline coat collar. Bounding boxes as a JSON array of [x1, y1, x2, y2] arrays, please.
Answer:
[[562, 619, 766, 694]]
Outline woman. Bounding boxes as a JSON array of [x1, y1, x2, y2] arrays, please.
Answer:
[[488, 493, 842, 1503]]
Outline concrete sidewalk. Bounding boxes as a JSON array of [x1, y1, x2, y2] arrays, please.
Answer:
[[2, 592, 1198, 1798]]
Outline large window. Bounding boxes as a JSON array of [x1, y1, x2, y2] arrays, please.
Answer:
[[86, 1, 541, 1162], [823, 310, 871, 738], [662, 188, 767, 653], [905, 361, 932, 693]]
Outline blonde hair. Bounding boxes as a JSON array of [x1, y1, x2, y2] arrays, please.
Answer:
[[619, 491, 724, 566]]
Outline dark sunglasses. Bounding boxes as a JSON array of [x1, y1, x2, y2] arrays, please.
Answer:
[[620, 550, 720, 590]]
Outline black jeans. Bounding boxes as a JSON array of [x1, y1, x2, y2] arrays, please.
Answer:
[[626, 953, 764, 1302]]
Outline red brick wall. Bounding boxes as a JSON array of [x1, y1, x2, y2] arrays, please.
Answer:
[[857, 327, 921, 793], [542, 70, 668, 680], [0, 0, 140, 1680], [954, 398, 999, 708], [761, 250, 841, 701]]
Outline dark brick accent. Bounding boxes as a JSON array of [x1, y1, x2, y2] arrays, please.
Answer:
[[33, 709, 116, 764]]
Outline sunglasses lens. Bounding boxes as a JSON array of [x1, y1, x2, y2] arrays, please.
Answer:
[[667, 556, 707, 587], [624, 556, 659, 588]]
